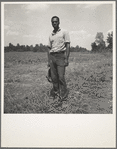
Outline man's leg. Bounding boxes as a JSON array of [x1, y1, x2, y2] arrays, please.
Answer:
[[49, 55, 59, 97], [57, 65, 68, 99]]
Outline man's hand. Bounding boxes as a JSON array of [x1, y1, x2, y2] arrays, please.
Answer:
[[47, 61, 50, 67], [64, 59, 69, 67], [64, 42, 70, 67]]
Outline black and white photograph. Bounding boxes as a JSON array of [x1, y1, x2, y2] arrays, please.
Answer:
[[1, 1, 116, 148]]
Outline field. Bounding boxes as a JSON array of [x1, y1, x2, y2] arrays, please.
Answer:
[[4, 52, 113, 114]]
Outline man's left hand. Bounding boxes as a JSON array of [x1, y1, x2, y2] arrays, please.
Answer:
[[64, 59, 69, 67]]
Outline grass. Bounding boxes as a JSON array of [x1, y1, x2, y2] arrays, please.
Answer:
[[4, 52, 112, 113]]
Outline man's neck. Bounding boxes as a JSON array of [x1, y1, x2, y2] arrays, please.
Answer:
[[53, 27, 59, 33]]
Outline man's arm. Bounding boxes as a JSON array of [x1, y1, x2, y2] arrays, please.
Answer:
[[47, 47, 51, 67], [64, 42, 70, 66]]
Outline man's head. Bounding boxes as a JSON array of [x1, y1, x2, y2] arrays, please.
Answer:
[[51, 16, 60, 30]]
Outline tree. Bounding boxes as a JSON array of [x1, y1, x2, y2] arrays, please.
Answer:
[[95, 32, 105, 52], [39, 43, 44, 52], [95, 32, 104, 45], [30, 45, 33, 51], [26, 45, 30, 51], [107, 31, 113, 49], [17, 43, 20, 47], [91, 42, 97, 52], [9, 43, 13, 47], [33, 44, 39, 52], [9, 43, 15, 51]]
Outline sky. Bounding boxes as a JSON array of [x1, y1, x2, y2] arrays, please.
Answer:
[[3, 2, 114, 50]]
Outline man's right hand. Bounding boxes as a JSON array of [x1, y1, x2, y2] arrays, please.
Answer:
[[64, 59, 69, 67], [47, 62, 50, 67]]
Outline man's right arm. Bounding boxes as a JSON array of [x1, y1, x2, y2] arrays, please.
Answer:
[[47, 47, 51, 67], [47, 36, 51, 67]]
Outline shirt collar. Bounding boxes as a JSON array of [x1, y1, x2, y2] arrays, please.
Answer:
[[52, 28, 61, 35]]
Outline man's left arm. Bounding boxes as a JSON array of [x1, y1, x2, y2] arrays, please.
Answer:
[[64, 42, 70, 67], [64, 30, 70, 66]]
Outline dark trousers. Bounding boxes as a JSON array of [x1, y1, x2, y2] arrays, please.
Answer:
[[49, 52, 67, 97]]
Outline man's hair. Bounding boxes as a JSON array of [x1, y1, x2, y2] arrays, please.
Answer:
[[51, 16, 60, 22]]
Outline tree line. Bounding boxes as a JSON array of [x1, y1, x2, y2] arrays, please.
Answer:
[[4, 43, 88, 52], [4, 31, 113, 53], [4, 43, 48, 52]]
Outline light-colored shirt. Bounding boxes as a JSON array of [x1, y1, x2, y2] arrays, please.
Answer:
[[48, 28, 70, 53]]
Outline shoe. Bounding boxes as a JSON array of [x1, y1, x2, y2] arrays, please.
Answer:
[[59, 89, 69, 101], [50, 88, 55, 98], [50, 88, 59, 99]]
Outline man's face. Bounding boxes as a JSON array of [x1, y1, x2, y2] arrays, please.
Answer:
[[51, 18, 59, 29]]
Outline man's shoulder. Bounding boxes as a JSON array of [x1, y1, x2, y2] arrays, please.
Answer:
[[61, 28, 68, 32], [60, 29, 69, 35]]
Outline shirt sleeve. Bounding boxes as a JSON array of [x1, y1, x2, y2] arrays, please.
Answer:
[[64, 30, 70, 43]]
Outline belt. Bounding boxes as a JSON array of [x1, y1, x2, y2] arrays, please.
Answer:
[[50, 51, 65, 55]]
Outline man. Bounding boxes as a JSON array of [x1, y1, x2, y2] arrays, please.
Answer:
[[47, 16, 70, 101]]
